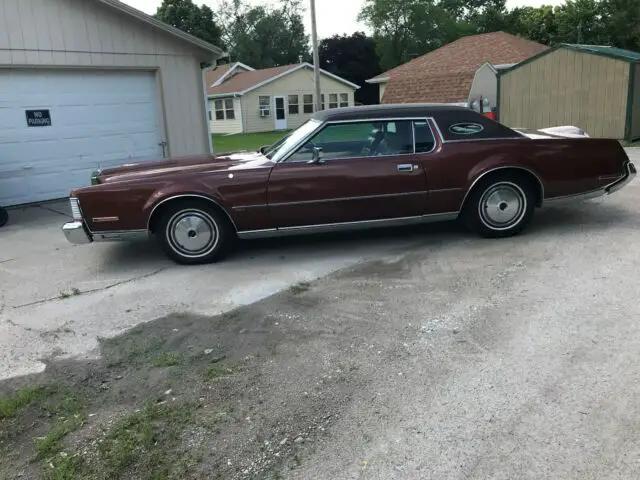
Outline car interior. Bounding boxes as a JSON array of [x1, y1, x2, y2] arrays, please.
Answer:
[[287, 120, 433, 162]]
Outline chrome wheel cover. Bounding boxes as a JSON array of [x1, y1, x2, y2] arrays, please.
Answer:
[[478, 182, 527, 230], [166, 209, 219, 258]]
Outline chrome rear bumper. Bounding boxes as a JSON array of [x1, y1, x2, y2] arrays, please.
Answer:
[[606, 161, 636, 194], [545, 161, 636, 204]]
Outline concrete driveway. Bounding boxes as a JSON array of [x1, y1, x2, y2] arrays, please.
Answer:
[[1, 148, 638, 381], [0, 199, 430, 380]]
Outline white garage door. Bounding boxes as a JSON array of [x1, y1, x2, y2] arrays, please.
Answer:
[[0, 69, 165, 206]]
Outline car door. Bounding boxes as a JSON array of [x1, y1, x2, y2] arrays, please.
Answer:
[[266, 119, 434, 229]]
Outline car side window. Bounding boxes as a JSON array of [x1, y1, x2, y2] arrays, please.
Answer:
[[286, 120, 414, 163], [413, 120, 436, 153]]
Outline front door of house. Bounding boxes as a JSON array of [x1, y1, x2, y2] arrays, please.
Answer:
[[274, 96, 287, 130]]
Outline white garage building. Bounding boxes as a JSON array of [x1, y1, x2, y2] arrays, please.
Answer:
[[0, 0, 225, 207]]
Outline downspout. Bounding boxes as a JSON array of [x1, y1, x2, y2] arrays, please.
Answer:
[[201, 58, 218, 153]]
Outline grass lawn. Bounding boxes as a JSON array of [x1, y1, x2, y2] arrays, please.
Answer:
[[212, 131, 290, 153]]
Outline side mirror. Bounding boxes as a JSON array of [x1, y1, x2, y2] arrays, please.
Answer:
[[309, 146, 324, 164], [259, 145, 270, 154]]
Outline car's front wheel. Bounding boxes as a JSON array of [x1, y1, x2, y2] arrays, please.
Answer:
[[462, 172, 536, 238], [156, 200, 232, 265]]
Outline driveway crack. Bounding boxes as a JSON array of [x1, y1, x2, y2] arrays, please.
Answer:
[[12, 267, 169, 309]]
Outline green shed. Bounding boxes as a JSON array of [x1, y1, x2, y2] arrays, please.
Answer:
[[498, 43, 640, 141]]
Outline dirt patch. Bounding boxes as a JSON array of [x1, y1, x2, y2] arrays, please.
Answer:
[[0, 270, 374, 480]]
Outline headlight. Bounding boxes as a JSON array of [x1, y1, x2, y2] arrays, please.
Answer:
[[69, 198, 83, 220]]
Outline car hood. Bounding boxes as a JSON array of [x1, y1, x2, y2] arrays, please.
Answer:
[[96, 151, 274, 184]]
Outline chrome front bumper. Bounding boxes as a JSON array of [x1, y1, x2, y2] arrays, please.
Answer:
[[62, 221, 92, 245]]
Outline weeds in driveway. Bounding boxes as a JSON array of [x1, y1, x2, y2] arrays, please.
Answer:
[[152, 351, 183, 367], [204, 363, 236, 381], [0, 385, 54, 420], [35, 412, 86, 458], [58, 288, 81, 299], [290, 281, 311, 294], [43, 452, 86, 480], [98, 402, 194, 478]]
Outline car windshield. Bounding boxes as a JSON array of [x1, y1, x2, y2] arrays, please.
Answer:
[[265, 119, 323, 162]]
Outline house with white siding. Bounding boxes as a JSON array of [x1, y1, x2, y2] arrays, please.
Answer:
[[0, 0, 225, 207], [205, 62, 360, 134]]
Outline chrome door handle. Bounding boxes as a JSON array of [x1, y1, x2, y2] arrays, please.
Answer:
[[397, 164, 415, 172]]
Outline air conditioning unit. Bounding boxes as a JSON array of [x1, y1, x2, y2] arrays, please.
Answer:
[[260, 108, 270, 117]]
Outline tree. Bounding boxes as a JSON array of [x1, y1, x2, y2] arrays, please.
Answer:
[[155, 0, 224, 47], [504, 5, 559, 45], [357, 0, 505, 71], [318, 32, 382, 105], [600, 0, 640, 50], [358, 0, 434, 70], [216, 0, 309, 68]]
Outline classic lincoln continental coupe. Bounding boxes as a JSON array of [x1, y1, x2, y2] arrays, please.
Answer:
[[62, 104, 636, 265]]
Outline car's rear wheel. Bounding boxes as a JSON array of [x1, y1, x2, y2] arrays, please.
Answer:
[[156, 200, 232, 265], [462, 172, 535, 238]]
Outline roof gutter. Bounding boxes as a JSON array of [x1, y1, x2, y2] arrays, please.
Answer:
[[365, 76, 390, 84], [207, 93, 242, 99]]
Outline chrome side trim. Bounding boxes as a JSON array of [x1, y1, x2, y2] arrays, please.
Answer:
[[237, 212, 459, 240], [543, 188, 608, 204], [264, 190, 427, 209], [458, 166, 546, 211], [92, 229, 149, 242], [430, 118, 445, 143], [146, 194, 239, 232], [231, 204, 268, 210], [92, 216, 120, 223], [442, 137, 528, 144]]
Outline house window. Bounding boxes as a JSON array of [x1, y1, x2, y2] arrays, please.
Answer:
[[321, 94, 325, 110], [303, 94, 314, 114], [339, 93, 349, 108], [224, 98, 235, 120], [329, 94, 338, 109], [259, 96, 270, 117], [214, 100, 225, 120], [288, 95, 299, 114], [213, 99, 235, 121], [208, 111, 212, 121]]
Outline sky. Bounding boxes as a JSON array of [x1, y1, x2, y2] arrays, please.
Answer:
[[125, 0, 564, 41]]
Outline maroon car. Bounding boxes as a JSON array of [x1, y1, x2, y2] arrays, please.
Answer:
[[62, 104, 636, 265]]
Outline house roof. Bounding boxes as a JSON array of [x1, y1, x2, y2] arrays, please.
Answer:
[[367, 31, 547, 104], [207, 62, 360, 97], [383, 71, 477, 104], [95, 0, 225, 56], [206, 64, 232, 86]]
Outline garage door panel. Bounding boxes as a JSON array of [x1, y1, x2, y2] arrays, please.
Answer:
[[0, 69, 165, 206]]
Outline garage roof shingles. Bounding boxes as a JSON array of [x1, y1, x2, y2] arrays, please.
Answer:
[[207, 64, 298, 95], [376, 31, 548, 104]]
